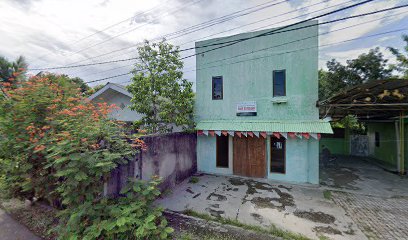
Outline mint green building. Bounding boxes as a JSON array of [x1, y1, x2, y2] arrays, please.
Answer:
[[195, 21, 332, 184]]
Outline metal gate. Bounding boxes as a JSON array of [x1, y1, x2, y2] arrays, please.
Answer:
[[350, 135, 368, 156]]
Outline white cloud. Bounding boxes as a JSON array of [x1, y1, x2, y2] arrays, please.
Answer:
[[0, 0, 407, 87]]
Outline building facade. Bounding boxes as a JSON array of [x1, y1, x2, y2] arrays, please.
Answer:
[[195, 21, 332, 184]]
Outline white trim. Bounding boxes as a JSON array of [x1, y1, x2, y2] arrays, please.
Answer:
[[88, 82, 132, 101]]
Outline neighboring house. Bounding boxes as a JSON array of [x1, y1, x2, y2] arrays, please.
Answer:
[[194, 21, 332, 184], [319, 79, 408, 174], [88, 82, 143, 122]]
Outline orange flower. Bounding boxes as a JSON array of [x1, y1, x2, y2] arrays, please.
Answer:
[[34, 145, 46, 152]]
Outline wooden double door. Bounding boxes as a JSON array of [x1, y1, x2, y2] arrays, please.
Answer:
[[233, 136, 266, 178]]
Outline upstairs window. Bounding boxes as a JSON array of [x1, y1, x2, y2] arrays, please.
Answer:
[[273, 70, 286, 97], [212, 76, 223, 100]]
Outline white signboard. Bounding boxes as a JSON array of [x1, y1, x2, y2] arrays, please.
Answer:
[[236, 101, 257, 116]]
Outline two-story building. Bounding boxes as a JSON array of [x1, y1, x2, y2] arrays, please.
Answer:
[[195, 21, 332, 184]]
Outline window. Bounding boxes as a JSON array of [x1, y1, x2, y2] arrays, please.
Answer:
[[271, 137, 285, 173], [212, 76, 223, 100], [216, 135, 229, 168], [273, 70, 286, 97], [375, 132, 380, 147]]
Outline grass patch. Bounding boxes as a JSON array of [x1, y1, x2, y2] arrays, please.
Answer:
[[323, 190, 332, 200], [182, 209, 310, 240], [189, 176, 199, 184]]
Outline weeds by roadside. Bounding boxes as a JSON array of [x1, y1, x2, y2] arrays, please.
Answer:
[[182, 209, 310, 240], [323, 190, 332, 200]]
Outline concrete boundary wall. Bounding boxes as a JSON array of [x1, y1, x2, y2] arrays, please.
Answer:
[[105, 132, 197, 196]]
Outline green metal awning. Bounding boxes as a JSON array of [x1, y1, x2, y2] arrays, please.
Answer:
[[196, 120, 333, 134]]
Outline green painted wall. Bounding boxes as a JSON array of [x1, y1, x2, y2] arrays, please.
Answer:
[[367, 123, 398, 169], [319, 138, 347, 155], [195, 21, 321, 183], [195, 21, 319, 122]]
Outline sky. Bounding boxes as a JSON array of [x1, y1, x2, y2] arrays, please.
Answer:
[[1, 0, 407, 88]]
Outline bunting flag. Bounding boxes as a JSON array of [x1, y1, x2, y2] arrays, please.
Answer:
[[288, 132, 296, 139], [302, 133, 310, 139], [197, 130, 324, 140]]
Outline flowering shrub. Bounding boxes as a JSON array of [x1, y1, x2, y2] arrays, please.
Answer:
[[0, 73, 171, 239]]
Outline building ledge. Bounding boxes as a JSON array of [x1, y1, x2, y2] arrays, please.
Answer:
[[271, 97, 288, 103]]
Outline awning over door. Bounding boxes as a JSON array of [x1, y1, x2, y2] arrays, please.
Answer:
[[196, 120, 333, 139]]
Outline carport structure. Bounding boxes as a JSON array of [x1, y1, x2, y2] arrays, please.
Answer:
[[318, 79, 408, 175]]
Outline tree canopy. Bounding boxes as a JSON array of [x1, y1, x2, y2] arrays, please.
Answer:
[[388, 34, 408, 78], [319, 47, 392, 101], [127, 40, 194, 133]]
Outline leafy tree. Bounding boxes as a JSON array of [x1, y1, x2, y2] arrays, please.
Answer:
[[388, 34, 408, 78], [319, 47, 391, 100], [85, 84, 105, 96], [36, 72, 90, 94], [0, 74, 172, 239], [127, 40, 194, 133], [0, 55, 27, 84]]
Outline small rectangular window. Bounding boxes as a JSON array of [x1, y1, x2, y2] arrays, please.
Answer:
[[212, 76, 223, 100], [271, 137, 285, 173], [216, 135, 229, 168], [375, 132, 380, 147], [273, 70, 286, 97]]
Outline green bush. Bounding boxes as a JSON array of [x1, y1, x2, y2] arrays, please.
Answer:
[[59, 177, 173, 240]]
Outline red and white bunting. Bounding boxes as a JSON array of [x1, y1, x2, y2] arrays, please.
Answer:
[[199, 130, 323, 140], [302, 133, 310, 139], [288, 132, 296, 139]]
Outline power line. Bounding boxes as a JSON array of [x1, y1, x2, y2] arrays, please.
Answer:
[[30, 0, 171, 65], [62, 0, 204, 59], [65, 0, 333, 72], [87, 29, 408, 85], [30, 2, 404, 72], [81, 8, 408, 80], [49, 0, 288, 69]]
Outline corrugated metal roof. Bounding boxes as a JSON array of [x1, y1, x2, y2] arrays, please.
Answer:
[[196, 120, 333, 134]]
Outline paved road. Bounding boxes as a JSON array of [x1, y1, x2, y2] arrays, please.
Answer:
[[0, 208, 41, 240]]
